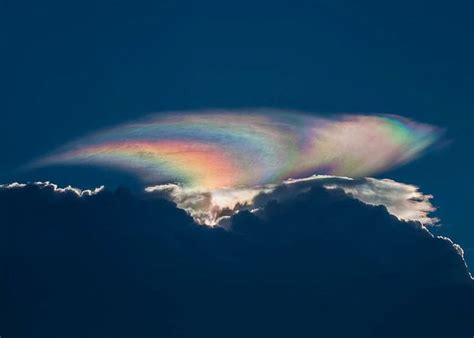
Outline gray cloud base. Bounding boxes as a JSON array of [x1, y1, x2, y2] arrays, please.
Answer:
[[1, 181, 472, 337]]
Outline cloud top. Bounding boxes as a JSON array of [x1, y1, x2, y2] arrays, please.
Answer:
[[33, 110, 440, 190], [145, 175, 439, 227], [0, 181, 104, 197]]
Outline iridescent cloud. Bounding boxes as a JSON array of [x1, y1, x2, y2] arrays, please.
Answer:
[[34, 110, 441, 190]]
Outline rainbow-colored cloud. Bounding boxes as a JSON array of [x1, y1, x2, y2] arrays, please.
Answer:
[[35, 110, 440, 190]]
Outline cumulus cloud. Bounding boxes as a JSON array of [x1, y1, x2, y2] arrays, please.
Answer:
[[145, 175, 438, 227], [1, 182, 472, 338]]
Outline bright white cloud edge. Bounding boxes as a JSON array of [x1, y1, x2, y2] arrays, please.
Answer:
[[145, 175, 438, 227], [144, 175, 473, 277], [1, 177, 471, 278]]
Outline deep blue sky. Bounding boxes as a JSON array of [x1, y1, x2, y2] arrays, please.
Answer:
[[1, 1, 473, 266]]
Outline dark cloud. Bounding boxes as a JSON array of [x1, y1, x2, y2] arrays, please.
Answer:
[[1, 182, 473, 338]]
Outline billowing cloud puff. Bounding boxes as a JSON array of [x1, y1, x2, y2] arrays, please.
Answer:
[[32, 110, 441, 190], [145, 175, 438, 227], [1, 181, 472, 337]]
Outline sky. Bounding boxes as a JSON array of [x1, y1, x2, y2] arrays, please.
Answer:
[[1, 1, 474, 336], [2, 0, 473, 266]]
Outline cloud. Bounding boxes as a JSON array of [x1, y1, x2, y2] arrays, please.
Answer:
[[145, 175, 438, 227], [284, 175, 439, 225], [145, 183, 271, 225], [32, 110, 441, 191], [1, 181, 472, 337], [0, 181, 104, 197]]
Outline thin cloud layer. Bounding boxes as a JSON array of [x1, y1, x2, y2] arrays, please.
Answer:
[[33, 110, 441, 190]]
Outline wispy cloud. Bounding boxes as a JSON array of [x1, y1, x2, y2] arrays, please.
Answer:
[[32, 110, 441, 191]]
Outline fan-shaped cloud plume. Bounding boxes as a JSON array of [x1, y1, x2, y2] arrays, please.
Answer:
[[33, 110, 440, 190]]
